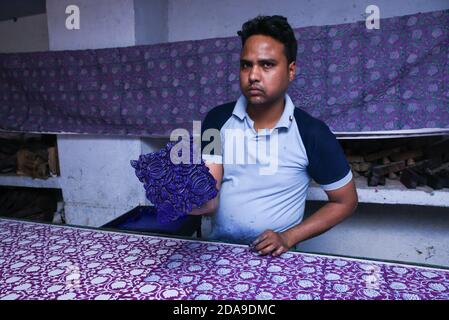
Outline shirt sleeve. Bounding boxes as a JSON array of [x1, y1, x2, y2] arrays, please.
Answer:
[[201, 110, 223, 164], [306, 122, 352, 191]]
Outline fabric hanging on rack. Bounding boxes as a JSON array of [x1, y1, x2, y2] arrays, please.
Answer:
[[0, 10, 447, 137]]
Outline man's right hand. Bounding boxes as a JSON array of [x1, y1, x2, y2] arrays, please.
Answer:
[[187, 162, 223, 216], [189, 196, 219, 216]]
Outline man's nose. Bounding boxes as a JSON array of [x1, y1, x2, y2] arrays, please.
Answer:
[[248, 66, 261, 83]]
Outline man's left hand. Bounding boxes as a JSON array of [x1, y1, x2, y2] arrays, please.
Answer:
[[251, 230, 292, 257]]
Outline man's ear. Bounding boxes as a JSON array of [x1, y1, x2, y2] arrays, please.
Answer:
[[288, 61, 296, 82]]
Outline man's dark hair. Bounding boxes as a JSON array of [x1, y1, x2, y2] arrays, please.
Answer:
[[237, 15, 297, 65]]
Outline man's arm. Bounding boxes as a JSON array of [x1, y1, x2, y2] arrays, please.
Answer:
[[253, 178, 358, 256], [188, 162, 223, 216]]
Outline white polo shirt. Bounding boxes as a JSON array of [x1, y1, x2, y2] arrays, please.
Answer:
[[201, 94, 352, 244]]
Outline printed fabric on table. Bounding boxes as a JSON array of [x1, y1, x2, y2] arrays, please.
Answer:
[[0, 219, 449, 300]]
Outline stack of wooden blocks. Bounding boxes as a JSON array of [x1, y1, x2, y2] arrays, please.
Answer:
[[342, 136, 449, 190], [0, 133, 59, 179]]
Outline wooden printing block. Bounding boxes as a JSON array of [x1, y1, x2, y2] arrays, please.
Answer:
[[16, 149, 35, 176], [346, 155, 365, 163], [368, 174, 386, 187], [427, 162, 449, 175], [407, 158, 416, 166], [351, 162, 371, 173], [390, 149, 423, 162], [48, 146, 60, 176], [410, 157, 442, 172], [438, 170, 449, 188], [16, 149, 49, 179], [426, 174, 445, 190], [33, 161, 49, 179], [400, 168, 420, 189], [364, 147, 401, 162], [372, 161, 406, 176], [423, 161, 449, 189], [412, 168, 428, 186], [388, 172, 399, 180]]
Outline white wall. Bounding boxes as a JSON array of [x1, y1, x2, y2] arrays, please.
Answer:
[[168, 0, 449, 41], [46, 0, 135, 50], [0, 13, 49, 53], [299, 202, 449, 267], [134, 0, 168, 45]]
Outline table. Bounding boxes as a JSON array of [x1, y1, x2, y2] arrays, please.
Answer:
[[0, 218, 448, 300]]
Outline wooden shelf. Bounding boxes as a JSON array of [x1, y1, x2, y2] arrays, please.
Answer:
[[307, 176, 449, 207], [0, 174, 60, 189], [1, 174, 447, 207]]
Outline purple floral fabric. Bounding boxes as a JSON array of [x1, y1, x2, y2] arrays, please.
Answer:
[[0, 10, 448, 136], [130, 138, 218, 223], [0, 219, 448, 300]]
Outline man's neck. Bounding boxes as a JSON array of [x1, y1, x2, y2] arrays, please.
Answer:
[[246, 97, 286, 131]]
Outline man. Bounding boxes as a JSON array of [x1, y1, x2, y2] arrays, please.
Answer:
[[189, 15, 358, 257]]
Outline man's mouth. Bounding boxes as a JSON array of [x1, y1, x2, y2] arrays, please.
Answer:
[[248, 87, 264, 95]]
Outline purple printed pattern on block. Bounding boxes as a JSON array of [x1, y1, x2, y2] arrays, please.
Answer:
[[130, 138, 218, 223], [0, 10, 448, 136], [0, 219, 449, 300]]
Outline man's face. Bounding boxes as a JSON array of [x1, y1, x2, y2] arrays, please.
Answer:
[[239, 34, 295, 106]]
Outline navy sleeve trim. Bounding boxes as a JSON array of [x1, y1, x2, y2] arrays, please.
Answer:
[[201, 101, 235, 155], [293, 107, 351, 186]]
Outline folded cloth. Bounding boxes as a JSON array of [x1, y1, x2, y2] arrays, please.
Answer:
[[130, 138, 218, 224]]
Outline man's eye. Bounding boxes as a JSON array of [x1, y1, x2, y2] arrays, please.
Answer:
[[241, 63, 250, 69], [263, 63, 274, 68]]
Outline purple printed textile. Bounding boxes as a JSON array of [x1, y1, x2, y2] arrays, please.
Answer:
[[130, 138, 218, 223], [0, 218, 448, 300], [0, 10, 447, 136]]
